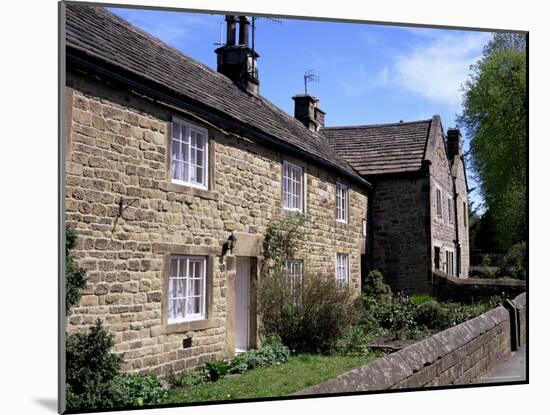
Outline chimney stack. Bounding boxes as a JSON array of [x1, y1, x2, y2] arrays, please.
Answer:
[[292, 94, 325, 132], [215, 15, 259, 95], [446, 128, 463, 159]]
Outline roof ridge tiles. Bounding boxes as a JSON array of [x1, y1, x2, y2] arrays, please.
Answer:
[[322, 119, 433, 130]]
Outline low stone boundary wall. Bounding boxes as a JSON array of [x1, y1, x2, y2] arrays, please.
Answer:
[[294, 293, 526, 395], [433, 270, 525, 302]]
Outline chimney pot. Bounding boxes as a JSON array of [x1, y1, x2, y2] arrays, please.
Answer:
[[238, 16, 250, 46], [225, 15, 237, 46]]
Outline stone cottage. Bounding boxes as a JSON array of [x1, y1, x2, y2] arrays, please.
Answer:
[[63, 3, 469, 374], [324, 118, 470, 294], [64, 4, 370, 374]]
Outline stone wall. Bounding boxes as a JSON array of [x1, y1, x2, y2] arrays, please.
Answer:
[[453, 155, 470, 277], [294, 293, 526, 395], [433, 269, 526, 302], [370, 174, 431, 294], [512, 292, 527, 347], [64, 69, 368, 375], [427, 124, 458, 276]]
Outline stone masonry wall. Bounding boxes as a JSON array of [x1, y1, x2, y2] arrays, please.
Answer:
[[453, 156, 470, 277], [65, 69, 368, 375], [428, 126, 458, 276], [370, 174, 431, 294], [294, 295, 524, 395]]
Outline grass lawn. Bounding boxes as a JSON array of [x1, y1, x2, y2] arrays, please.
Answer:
[[166, 354, 377, 403]]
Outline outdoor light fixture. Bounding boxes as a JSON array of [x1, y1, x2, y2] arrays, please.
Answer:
[[227, 231, 237, 253], [222, 231, 237, 257]]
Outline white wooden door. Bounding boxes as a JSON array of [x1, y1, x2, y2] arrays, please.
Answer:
[[235, 257, 250, 352]]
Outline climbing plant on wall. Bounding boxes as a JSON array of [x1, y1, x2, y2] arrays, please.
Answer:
[[66, 226, 88, 314], [261, 213, 306, 274]]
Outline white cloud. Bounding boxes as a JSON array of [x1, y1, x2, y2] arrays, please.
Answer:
[[392, 32, 492, 108], [341, 64, 390, 97]]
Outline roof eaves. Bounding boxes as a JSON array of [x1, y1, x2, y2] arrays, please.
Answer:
[[67, 46, 371, 189]]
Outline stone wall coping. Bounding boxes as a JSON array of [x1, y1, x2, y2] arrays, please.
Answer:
[[293, 303, 510, 396], [512, 292, 527, 310], [434, 269, 526, 288]]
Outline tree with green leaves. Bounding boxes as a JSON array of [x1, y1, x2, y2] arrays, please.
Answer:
[[458, 33, 527, 250]]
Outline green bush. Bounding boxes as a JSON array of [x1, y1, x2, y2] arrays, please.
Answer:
[[332, 325, 373, 357], [200, 360, 231, 382], [229, 343, 290, 374], [66, 227, 88, 313], [258, 272, 360, 353], [415, 301, 450, 330], [363, 270, 392, 300], [498, 242, 527, 280], [166, 370, 205, 388], [361, 294, 419, 340], [66, 320, 125, 410], [410, 294, 436, 306], [113, 373, 168, 407]]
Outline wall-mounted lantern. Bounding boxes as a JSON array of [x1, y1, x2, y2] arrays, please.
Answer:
[[222, 231, 237, 257], [227, 232, 237, 253]]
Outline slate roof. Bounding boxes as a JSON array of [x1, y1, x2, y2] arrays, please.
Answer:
[[322, 119, 433, 176], [64, 4, 368, 186]]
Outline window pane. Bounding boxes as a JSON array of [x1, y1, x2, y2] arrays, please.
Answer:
[[195, 132, 204, 149], [193, 260, 202, 278], [181, 125, 188, 143], [196, 149, 204, 167], [172, 139, 181, 161], [194, 278, 201, 295], [173, 122, 180, 140], [168, 298, 175, 321]]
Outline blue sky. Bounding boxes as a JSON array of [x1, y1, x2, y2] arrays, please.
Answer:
[[109, 7, 493, 209]]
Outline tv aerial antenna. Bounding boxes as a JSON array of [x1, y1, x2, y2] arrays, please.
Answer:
[[251, 16, 283, 77], [304, 69, 319, 95], [213, 20, 224, 46]]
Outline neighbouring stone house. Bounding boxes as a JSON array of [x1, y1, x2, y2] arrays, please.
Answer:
[[63, 3, 469, 374], [64, 4, 369, 374], [324, 118, 470, 294]]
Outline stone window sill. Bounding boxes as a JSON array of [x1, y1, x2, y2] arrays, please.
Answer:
[[163, 318, 221, 334], [335, 220, 348, 230], [160, 181, 220, 201]]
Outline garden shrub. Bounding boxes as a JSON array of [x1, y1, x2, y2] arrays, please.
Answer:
[[200, 360, 231, 382], [66, 227, 88, 314], [112, 373, 168, 407], [258, 271, 360, 353], [361, 294, 419, 340], [228, 343, 290, 374], [363, 269, 392, 300], [66, 320, 125, 410], [415, 301, 450, 330], [332, 325, 373, 357], [410, 294, 435, 306], [166, 370, 205, 388], [497, 241, 527, 280]]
